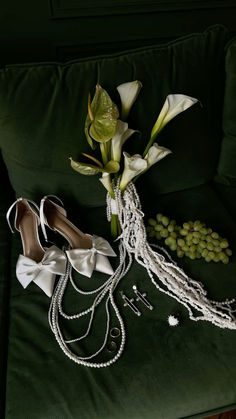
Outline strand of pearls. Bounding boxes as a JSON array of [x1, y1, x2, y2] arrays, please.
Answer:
[[48, 241, 133, 367], [109, 181, 236, 330]]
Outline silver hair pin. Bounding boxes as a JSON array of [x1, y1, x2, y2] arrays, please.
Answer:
[[133, 285, 154, 310], [120, 291, 141, 316]]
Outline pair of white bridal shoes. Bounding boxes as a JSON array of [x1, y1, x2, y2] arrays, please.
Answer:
[[6, 196, 116, 297]]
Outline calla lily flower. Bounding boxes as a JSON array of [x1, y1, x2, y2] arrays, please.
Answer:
[[151, 94, 198, 140], [120, 152, 147, 190], [145, 143, 172, 168], [99, 173, 114, 196], [111, 120, 137, 162], [117, 80, 142, 120]]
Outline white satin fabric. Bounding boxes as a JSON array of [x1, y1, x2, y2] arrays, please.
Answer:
[[66, 235, 116, 278], [16, 245, 67, 297]]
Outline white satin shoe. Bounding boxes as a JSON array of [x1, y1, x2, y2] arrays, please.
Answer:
[[39, 195, 116, 278], [6, 198, 67, 297]]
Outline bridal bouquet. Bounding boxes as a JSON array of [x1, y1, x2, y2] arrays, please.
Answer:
[[70, 82, 198, 238], [67, 81, 236, 355]]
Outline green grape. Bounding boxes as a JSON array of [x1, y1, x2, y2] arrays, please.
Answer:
[[208, 251, 215, 260], [148, 212, 231, 264], [156, 213, 163, 222], [220, 240, 229, 249], [213, 254, 220, 262], [161, 216, 169, 226], [199, 240, 206, 249], [222, 255, 229, 264], [160, 228, 169, 238], [201, 249, 208, 258], [218, 251, 225, 261], [148, 218, 157, 226], [207, 243, 214, 251], [177, 238, 185, 247], [165, 237, 171, 246]]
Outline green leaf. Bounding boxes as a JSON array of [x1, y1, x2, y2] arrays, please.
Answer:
[[69, 157, 101, 176], [85, 84, 119, 145], [104, 160, 120, 173]]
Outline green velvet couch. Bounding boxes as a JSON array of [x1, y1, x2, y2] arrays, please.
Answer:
[[0, 19, 236, 419]]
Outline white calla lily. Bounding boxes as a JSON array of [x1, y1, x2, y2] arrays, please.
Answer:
[[111, 120, 137, 162], [145, 143, 172, 168], [117, 80, 142, 120], [151, 94, 198, 140], [99, 173, 114, 196], [120, 152, 147, 190]]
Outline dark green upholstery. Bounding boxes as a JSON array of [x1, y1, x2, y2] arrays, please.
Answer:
[[216, 38, 236, 185], [1, 24, 236, 419], [0, 25, 228, 202]]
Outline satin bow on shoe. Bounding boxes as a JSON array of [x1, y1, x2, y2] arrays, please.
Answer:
[[66, 235, 116, 278], [16, 246, 67, 297]]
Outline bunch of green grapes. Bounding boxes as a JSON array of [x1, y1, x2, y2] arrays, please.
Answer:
[[146, 214, 232, 264]]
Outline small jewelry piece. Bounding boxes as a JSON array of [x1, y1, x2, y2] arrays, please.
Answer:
[[106, 341, 117, 353], [168, 315, 179, 326], [120, 291, 141, 316], [110, 327, 121, 338], [132, 285, 154, 310]]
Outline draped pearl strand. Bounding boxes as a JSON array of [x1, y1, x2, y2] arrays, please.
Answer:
[[107, 182, 236, 329]]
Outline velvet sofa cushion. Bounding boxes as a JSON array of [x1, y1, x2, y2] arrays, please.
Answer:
[[4, 182, 236, 419], [216, 38, 236, 185], [0, 24, 229, 207]]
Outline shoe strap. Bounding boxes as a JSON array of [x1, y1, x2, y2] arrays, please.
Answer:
[[6, 198, 40, 234], [40, 195, 64, 242]]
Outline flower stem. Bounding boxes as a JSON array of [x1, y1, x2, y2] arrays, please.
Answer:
[[100, 143, 108, 165], [111, 214, 119, 239]]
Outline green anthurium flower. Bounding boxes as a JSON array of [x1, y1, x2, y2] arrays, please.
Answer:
[[145, 143, 172, 168], [99, 173, 114, 197], [69, 157, 101, 176], [84, 84, 119, 146], [111, 120, 137, 162], [117, 80, 142, 121], [69, 157, 119, 176], [104, 160, 120, 174], [120, 152, 147, 190]]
